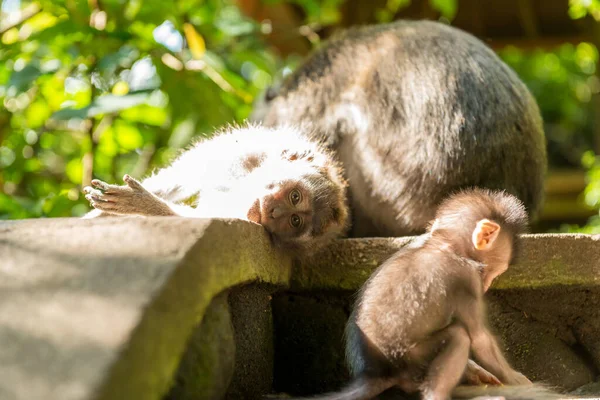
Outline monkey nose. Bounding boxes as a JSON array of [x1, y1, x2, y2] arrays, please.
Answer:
[[271, 206, 285, 219]]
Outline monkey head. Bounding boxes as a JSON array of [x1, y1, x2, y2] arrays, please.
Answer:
[[244, 148, 349, 254], [428, 188, 529, 292]]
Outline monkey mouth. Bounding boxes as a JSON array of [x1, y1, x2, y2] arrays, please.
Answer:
[[247, 198, 262, 224]]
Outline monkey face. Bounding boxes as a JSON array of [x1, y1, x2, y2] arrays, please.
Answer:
[[244, 171, 349, 253], [247, 180, 314, 244], [479, 233, 513, 292]]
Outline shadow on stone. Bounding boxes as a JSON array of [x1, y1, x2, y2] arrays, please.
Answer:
[[226, 284, 278, 400], [272, 291, 352, 396], [166, 292, 235, 400]]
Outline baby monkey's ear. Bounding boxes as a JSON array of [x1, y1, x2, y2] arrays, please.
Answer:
[[472, 219, 501, 250]]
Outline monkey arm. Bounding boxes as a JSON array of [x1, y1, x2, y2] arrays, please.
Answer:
[[84, 175, 200, 217], [470, 330, 530, 385], [460, 300, 531, 386]]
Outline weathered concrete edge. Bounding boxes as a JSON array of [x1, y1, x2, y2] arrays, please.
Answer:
[[92, 218, 292, 400], [295, 233, 600, 291]]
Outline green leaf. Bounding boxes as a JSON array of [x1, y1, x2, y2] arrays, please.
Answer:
[[8, 64, 42, 93], [25, 101, 52, 128], [429, 0, 457, 20], [50, 90, 154, 120], [114, 120, 144, 150]]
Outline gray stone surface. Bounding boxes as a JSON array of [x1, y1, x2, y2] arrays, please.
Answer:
[[486, 295, 596, 391], [272, 293, 350, 395], [1, 217, 599, 400], [0, 218, 291, 400], [283, 233, 600, 395], [166, 292, 235, 400], [270, 290, 599, 395], [297, 234, 600, 290], [226, 284, 277, 400]]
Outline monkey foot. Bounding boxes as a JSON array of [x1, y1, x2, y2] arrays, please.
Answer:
[[463, 360, 502, 386]]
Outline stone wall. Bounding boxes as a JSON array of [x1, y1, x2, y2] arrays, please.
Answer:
[[0, 218, 598, 400]]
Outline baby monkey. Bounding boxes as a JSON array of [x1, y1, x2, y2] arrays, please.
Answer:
[[287, 189, 558, 400], [83, 124, 349, 254]]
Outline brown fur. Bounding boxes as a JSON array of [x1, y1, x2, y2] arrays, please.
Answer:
[[272, 189, 563, 400]]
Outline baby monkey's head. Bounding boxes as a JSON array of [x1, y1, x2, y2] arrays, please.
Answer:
[[429, 188, 529, 291]]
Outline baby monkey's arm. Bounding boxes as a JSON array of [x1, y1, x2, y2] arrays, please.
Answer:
[[84, 175, 198, 217]]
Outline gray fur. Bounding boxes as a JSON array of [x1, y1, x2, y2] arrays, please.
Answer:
[[254, 20, 547, 237]]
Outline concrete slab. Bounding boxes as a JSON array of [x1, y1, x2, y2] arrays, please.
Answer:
[[0, 217, 291, 400]]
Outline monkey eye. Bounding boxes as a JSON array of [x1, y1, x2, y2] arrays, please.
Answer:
[[289, 189, 302, 206], [289, 214, 303, 228]]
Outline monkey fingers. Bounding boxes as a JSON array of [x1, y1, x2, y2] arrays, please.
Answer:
[[85, 195, 123, 213], [90, 179, 122, 194], [463, 360, 502, 386], [83, 177, 149, 215], [83, 187, 113, 210], [123, 174, 148, 193], [83, 185, 126, 204], [83, 186, 103, 199]]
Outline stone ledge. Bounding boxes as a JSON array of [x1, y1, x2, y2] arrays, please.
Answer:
[[0, 217, 291, 400], [295, 233, 600, 290], [1, 218, 599, 400]]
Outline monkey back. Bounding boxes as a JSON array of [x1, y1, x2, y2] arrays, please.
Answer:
[[255, 20, 547, 238]]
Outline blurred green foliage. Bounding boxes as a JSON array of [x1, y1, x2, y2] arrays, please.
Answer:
[[1, 0, 600, 231], [500, 43, 599, 168], [0, 0, 290, 218]]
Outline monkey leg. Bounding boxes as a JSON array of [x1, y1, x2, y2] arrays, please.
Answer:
[[420, 324, 471, 400], [84, 175, 199, 217]]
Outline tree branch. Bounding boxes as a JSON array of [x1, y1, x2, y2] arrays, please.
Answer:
[[0, 3, 42, 35]]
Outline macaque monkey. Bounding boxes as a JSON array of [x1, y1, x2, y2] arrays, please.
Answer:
[[253, 20, 547, 238], [277, 189, 559, 400], [83, 124, 349, 254]]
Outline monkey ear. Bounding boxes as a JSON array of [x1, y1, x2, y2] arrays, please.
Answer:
[[472, 219, 501, 250]]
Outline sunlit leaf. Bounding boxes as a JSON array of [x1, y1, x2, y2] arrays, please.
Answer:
[[183, 23, 206, 59], [112, 81, 130, 95], [429, 0, 457, 20], [114, 120, 144, 150], [120, 104, 168, 126], [65, 158, 83, 183], [25, 101, 52, 128]]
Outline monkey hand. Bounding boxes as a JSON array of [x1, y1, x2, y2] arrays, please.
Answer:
[[463, 360, 502, 386], [83, 175, 173, 217]]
